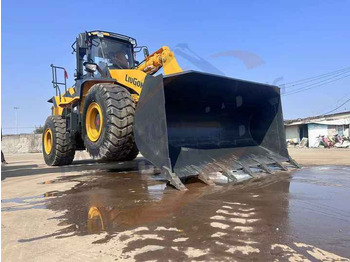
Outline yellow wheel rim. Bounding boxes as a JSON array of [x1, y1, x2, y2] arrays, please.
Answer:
[[86, 102, 103, 142], [44, 128, 53, 155]]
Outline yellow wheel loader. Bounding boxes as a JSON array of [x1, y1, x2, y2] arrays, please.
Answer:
[[42, 30, 299, 190]]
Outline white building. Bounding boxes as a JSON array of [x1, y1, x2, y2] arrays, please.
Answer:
[[284, 111, 350, 147]]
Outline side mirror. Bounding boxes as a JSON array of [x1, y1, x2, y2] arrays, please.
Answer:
[[84, 62, 97, 73], [143, 47, 149, 58]]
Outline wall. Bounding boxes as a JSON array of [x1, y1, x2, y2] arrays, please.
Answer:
[[285, 125, 299, 142], [327, 125, 337, 137], [1, 134, 42, 154], [345, 125, 349, 137], [308, 124, 328, 147]]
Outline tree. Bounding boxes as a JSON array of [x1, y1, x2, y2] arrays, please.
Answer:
[[33, 126, 44, 134]]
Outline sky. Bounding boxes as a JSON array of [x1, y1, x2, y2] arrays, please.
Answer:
[[2, 0, 350, 134]]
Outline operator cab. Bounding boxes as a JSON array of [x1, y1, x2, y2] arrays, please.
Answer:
[[89, 34, 135, 70], [74, 30, 137, 79]]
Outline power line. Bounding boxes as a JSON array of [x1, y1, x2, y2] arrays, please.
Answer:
[[282, 74, 350, 96], [322, 98, 350, 115], [2, 127, 37, 129], [283, 66, 350, 86], [283, 68, 350, 89], [284, 73, 350, 93], [316, 91, 350, 115]]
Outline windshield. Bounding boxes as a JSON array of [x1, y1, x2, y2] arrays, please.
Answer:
[[90, 37, 134, 70]]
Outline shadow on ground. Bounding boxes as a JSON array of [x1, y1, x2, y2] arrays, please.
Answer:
[[1, 158, 152, 180]]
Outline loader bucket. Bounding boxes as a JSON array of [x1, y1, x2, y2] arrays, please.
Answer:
[[134, 71, 295, 189]]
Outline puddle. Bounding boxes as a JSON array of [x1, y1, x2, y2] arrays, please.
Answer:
[[288, 166, 350, 253], [42, 171, 210, 236], [15, 165, 350, 259]]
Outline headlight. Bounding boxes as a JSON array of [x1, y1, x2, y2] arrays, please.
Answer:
[[84, 63, 97, 73]]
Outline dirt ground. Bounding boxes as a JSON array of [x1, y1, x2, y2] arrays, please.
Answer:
[[288, 147, 350, 166], [1, 149, 350, 261]]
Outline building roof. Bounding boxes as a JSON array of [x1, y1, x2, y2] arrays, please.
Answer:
[[285, 111, 350, 126]]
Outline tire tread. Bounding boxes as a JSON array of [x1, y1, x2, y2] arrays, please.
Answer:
[[43, 116, 75, 166], [84, 84, 138, 161]]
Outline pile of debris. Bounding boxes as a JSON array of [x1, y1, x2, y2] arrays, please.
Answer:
[[314, 134, 350, 148], [287, 137, 308, 148]]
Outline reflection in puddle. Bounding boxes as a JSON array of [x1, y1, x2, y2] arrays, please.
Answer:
[[1, 195, 47, 212], [39, 171, 210, 236], [87, 207, 105, 233], [2, 195, 44, 204]]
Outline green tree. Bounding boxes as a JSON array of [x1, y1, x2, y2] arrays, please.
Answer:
[[33, 126, 44, 134]]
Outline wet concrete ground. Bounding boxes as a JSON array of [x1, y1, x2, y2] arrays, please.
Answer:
[[1, 152, 350, 261]]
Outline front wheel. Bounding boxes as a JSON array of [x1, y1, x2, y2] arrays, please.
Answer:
[[119, 142, 139, 161], [42, 116, 75, 166], [82, 83, 135, 161]]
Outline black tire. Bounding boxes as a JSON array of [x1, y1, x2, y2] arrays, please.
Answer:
[[82, 83, 135, 161], [42, 116, 75, 166], [119, 142, 139, 161]]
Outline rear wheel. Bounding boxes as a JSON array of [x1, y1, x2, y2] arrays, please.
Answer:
[[82, 83, 135, 161], [42, 116, 75, 166]]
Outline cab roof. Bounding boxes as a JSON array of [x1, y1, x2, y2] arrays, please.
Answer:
[[87, 30, 137, 46]]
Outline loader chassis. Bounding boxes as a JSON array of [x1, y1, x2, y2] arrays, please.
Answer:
[[44, 31, 182, 165]]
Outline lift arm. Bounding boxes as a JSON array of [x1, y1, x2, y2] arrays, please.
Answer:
[[137, 46, 183, 75]]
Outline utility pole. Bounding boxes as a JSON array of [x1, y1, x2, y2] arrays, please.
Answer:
[[14, 107, 20, 135]]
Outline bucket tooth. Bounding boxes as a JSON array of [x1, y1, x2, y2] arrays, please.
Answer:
[[249, 155, 272, 174], [242, 165, 254, 177], [198, 172, 215, 186], [269, 156, 288, 171], [221, 170, 237, 182], [275, 161, 288, 171], [162, 167, 188, 191], [276, 161, 288, 171], [256, 161, 273, 174], [288, 157, 301, 168], [211, 161, 236, 182], [234, 160, 254, 177]]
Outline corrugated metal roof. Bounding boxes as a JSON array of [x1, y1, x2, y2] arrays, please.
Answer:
[[284, 111, 350, 126]]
